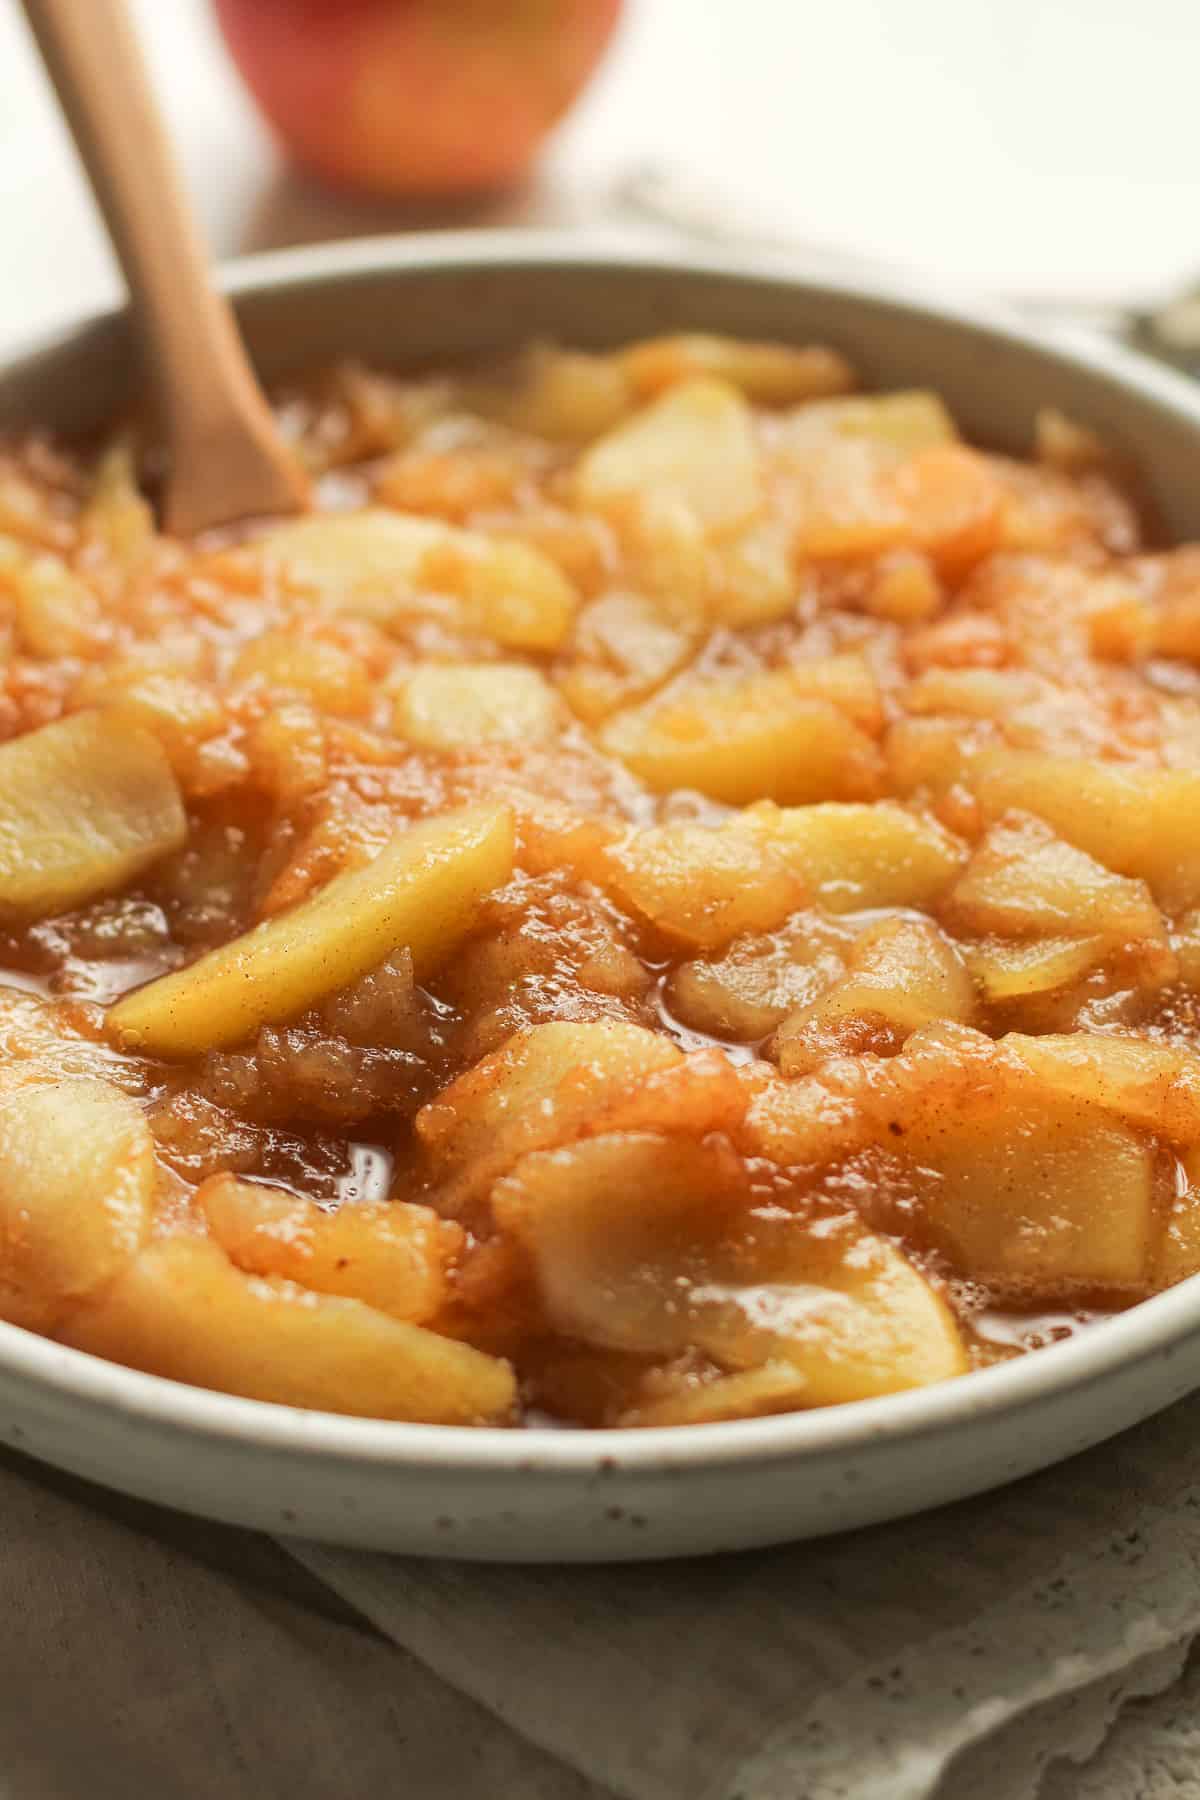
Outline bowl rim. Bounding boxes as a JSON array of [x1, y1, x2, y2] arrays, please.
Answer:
[[6, 226, 1200, 1480]]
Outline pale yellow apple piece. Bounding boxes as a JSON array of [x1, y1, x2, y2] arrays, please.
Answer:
[[261, 508, 446, 612], [600, 673, 882, 805], [557, 590, 698, 724], [0, 711, 186, 922], [901, 667, 1048, 722], [740, 1069, 873, 1167], [619, 1362, 816, 1427], [261, 508, 579, 650], [232, 633, 370, 715], [199, 1175, 464, 1322], [703, 515, 799, 627], [885, 716, 976, 800], [1156, 1148, 1200, 1287], [0, 987, 148, 1099], [1003, 1032, 1200, 1144], [108, 803, 515, 1057], [620, 334, 855, 405], [969, 750, 1200, 912], [603, 822, 810, 951], [774, 916, 976, 1075], [575, 377, 762, 531], [776, 390, 959, 456], [943, 813, 1168, 946], [0, 1078, 154, 1332], [466, 345, 635, 442], [743, 799, 965, 912], [7, 548, 101, 657], [62, 1236, 515, 1424], [458, 538, 580, 651], [964, 936, 1108, 1003], [417, 1018, 681, 1213], [392, 663, 563, 750], [876, 1026, 1158, 1292], [495, 1131, 967, 1401], [667, 910, 853, 1040], [781, 654, 884, 733]]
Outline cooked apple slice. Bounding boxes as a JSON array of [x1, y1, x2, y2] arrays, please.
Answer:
[[0, 711, 186, 922], [775, 390, 958, 456], [0, 1078, 155, 1331], [260, 509, 579, 650], [108, 802, 514, 1057], [740, 1068, 874, 1168], [600, 673, 883, 805], [774, 916, 976, 1075], [969, 750, 1200, 912], [874, 1025, 1158, 1292], [618, 1362, 816, 1427], [575, 377, 762, 531], [744, 800, 965, 912], [964, 935, 1109, 1004], [575, 1047, 749, 1146], [261, 508, 445, 607], [232, 632, 370, 716], [1003, 1032, 1200, 1144], [466, 344, 635, 442], [62, 1236, 515, 1424], [667, 910, 853, 1040], [708, 518, 798, 627], [556, 591, 698, 724], [392, 663, 563, 750], [620, 334, 855, 405], [454, 537, 580, 651], [602, 821, 810, 951], [199, 1175, 464, 1322], [1157, 1148, 1200, 1287], [780, 654, 883, 733], [495, 1131, 967, 1402], [417, 1019, 681, 1213], [0, 987, 148, 1099], [7, 546, 101, 657], [943, 813, 1168, 947], [884, 445, 1004, 578]]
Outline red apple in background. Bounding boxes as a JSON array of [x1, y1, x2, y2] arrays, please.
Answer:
[[214, 0, 623, 199]]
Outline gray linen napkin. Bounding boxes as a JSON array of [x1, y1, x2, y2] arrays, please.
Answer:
[[10, 1388, 1200, 1798], [282, 1387, 1200, 1800], [0, 1452, 605, 1800]]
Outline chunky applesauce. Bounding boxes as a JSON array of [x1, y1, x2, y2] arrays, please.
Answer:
[[2, 334, 1199, 1428]]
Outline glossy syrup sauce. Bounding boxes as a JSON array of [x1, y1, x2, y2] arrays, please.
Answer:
[[5, 343, 1196, 1426], [1, 937, 1122, 1372], [0, 928, 399, 1212]]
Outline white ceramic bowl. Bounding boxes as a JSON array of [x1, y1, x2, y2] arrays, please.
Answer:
[[5, 233, 1200, 1562]]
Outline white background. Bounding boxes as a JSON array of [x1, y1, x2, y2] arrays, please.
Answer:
[[1, 0, 1199, 349]]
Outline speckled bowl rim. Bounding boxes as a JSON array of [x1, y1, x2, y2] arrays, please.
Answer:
[[4, 229, 1200, 1484]]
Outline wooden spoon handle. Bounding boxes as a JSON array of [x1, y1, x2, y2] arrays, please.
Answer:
[[20, 0, 309, 536]]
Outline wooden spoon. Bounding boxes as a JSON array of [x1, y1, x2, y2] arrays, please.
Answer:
[[21, 0, 310, 537]]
